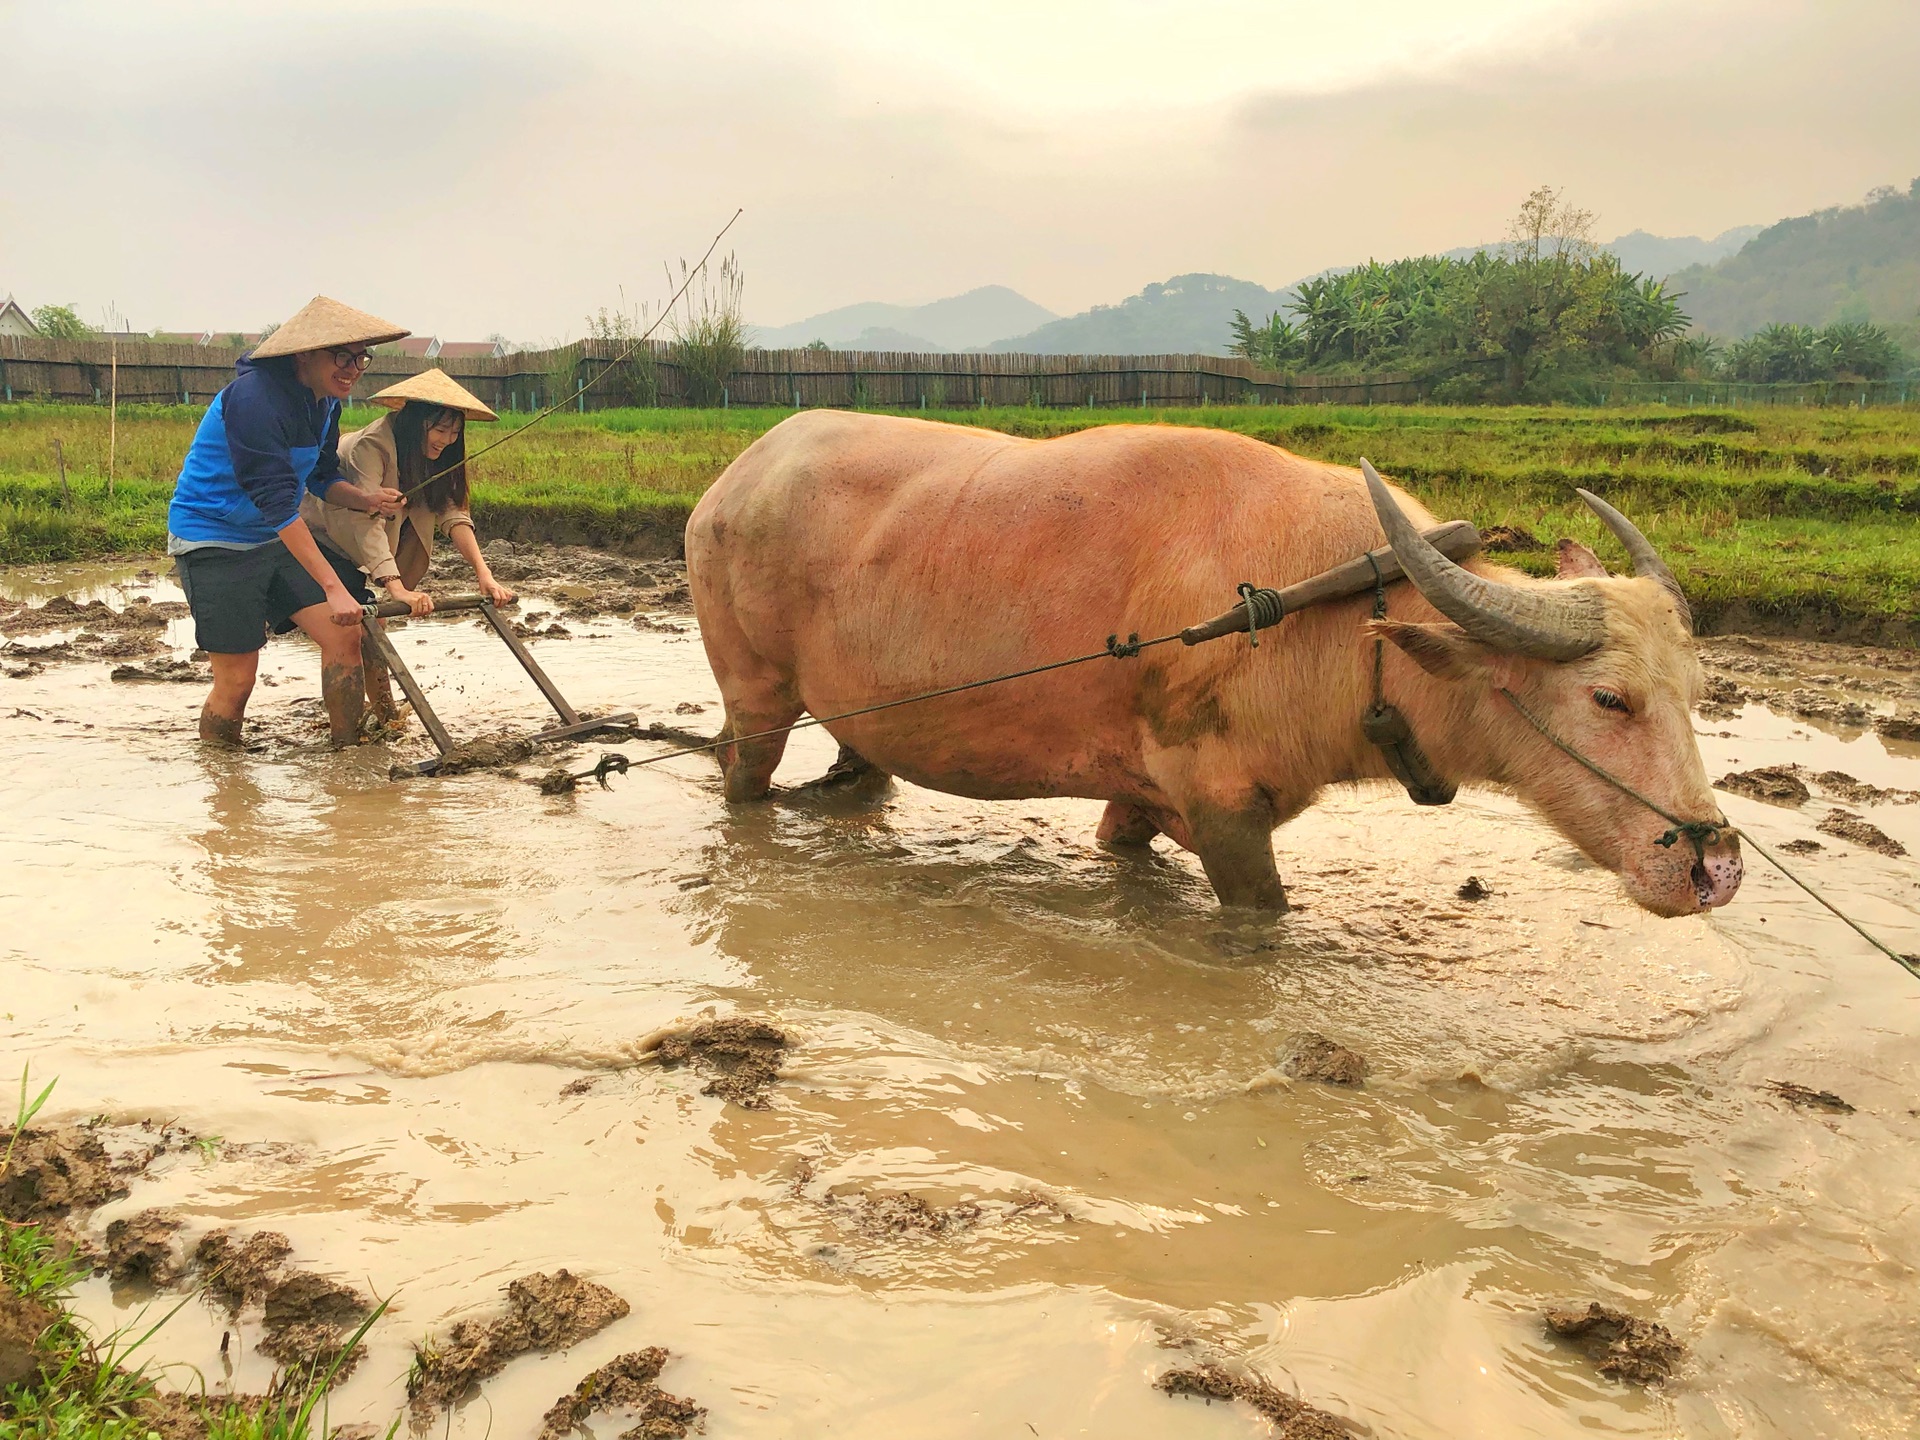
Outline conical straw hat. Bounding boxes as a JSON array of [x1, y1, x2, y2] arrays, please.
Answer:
[[250, 295, 409, 359], [369, 367, 499, 422]]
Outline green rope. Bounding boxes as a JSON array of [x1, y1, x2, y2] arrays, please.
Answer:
[[1498, 686, 1919, 982]]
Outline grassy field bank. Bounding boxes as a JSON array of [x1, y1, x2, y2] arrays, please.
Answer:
[[2, 402, 1916, 640]]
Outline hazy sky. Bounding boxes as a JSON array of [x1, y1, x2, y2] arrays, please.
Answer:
[[2, 0, 1916, 340]]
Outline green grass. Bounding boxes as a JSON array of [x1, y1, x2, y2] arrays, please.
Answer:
[[1, 1070, 392, 1440], [3, 401, 1918, 637]]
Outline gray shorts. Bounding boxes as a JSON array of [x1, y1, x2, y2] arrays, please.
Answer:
[[174, 541, 369, 654]]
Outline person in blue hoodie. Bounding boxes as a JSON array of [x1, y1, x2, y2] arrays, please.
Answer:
[[168, 295, 411, 748]]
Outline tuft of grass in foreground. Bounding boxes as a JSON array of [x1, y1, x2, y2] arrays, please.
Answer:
[[1, 1069, 393, 1440], [2, 401, 1918, 637]]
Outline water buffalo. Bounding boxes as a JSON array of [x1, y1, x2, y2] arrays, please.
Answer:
[[685, 411, 1742, 916]]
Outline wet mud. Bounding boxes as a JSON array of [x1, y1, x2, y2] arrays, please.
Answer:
[[1697, 636, 1920, 734], [196, 1229, 373, 1379], [1815, 809, 1907, 856], [423, 733, 537, 776], [0, 1126, 125, 1223], [1543, 1302, 1687, 1385], [1718, 763, 1919, 808], [1765, 1080, 1855, 1114], [408, 1270, 630, 1427], [1718, 765, 1811, 804], [105, 1208, 187, 1287], [536, 1348, 703, 1440], [1155, 1363, 1348, 1437], [481, 541, 689, 610], [1281, 1032, 1369, 1086], [8, 558, 1920, 1437], [0, 1294, 57, 1389], [648, 1017, 789, 1109]]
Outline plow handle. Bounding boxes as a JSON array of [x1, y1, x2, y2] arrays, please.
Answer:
[[364, 592, 493, 620]]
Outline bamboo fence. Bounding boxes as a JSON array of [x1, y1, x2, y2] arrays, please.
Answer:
[[0, 337, 1421, 410]]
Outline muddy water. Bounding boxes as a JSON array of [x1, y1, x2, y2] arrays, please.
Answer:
[[4, 562, 1919, 1440]]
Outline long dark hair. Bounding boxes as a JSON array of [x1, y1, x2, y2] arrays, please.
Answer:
[[391, 401, 469, 513]]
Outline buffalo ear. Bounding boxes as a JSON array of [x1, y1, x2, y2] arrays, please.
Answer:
[[1369, 619, 1494, 680], [1556, 539, 1609, 579]]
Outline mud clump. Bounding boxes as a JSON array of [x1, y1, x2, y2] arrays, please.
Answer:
[[257, 1319, 366, 1377], [1766, 1080, 1854, 1114], [1718, 765, 1809, 805], [195, 1230, 295, 1312], [1777, 838, 1824, 855], [106, 1209, 186, 1287], [1544, 1302, 1685, 1384], [1815, 810, 1907, 857], [109, 659, 205, 683], [1811, 770, 1920, 806], [1876, 711, 1920, 742], [430, 734, 536, 776], [1695, 674, 1750, 720], [408, 1270, 630, 1427], [0, 1125, 125, 1223], [1780, 688, 1871, 728], [0, 1292, 58, 1388], [651, 1018, 789, 1109], [478, 542, 692, 614], [1455, 876, 1490, 901], [263, 1270, 371, 1332], [537, 1347, 704, 1440], [830, 1188, 984, 1240], [1155, 1363, 1348, 1437], [1281, 1032, 1368, 1087], [195, 1229, 372, 1380]]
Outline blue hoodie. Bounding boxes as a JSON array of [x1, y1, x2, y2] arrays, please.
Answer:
[[167, 356, 342, 549]]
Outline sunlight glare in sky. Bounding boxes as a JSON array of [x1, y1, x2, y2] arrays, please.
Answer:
[[747, 0, 1634, 112]]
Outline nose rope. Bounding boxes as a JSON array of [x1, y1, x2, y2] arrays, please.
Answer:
[[1495, 687, 1725, 856], [1497, 686, 1920, 981]]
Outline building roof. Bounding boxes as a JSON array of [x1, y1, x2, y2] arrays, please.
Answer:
[[0, 295, 41, 337], [434, 340, 505, 359]]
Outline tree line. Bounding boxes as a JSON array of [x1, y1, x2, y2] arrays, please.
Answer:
[[1230, 187, 1911, 398]]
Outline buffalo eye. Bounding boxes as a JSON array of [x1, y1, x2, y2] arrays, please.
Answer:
[[1592, 688, 1632, 715]]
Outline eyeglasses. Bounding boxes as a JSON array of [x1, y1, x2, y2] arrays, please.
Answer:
[[327, 348, 374, 371]]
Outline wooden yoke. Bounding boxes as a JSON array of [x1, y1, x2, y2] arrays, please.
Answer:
[[1179, 520, 1483, 646]]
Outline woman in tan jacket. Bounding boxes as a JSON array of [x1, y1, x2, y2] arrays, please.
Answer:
[[302, 368, 516, 718]]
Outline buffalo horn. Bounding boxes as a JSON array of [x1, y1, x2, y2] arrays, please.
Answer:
[[1575, 487, 1692, 629], [1361, 459, 1605, 662]]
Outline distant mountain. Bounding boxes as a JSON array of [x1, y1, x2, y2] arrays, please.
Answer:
[[751, 285, 1055, 352], [987, 273, 1294, 356], [841, 326, 948, 352], [1603, 227, 1763, 279], [1669, 181, 1920, 347]]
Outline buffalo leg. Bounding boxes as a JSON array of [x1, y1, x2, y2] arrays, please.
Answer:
[[785, 743, 892, 802], [1096, 801, 1160, 848], [1186, 800, 1287, 911], [716, 703, 801, 802]]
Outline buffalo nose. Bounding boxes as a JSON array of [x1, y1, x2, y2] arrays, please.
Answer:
[[1692, 840, 1744, 910]]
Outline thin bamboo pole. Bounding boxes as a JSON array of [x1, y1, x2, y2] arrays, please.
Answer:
[[108, 339, 117, 496]]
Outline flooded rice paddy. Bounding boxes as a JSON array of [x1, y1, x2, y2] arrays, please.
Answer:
[[3, 556, 1919, 1439]]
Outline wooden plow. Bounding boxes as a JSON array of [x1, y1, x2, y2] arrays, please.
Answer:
[[361, 594, 635, 777]]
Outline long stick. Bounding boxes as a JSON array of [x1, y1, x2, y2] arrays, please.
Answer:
[[108, 339, 117, 496], [395, 208, 744, 504]]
